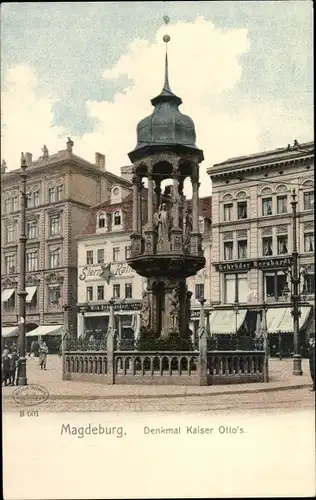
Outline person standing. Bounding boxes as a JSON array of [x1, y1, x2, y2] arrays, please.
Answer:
[[308, 333, 315, 391], [39, 342, 48, 370], [9, 349, 19, 386], [2, 352, 11, 386]]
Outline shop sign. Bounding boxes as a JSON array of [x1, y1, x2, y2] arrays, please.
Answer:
[[79, 262, 134, 282], [215, 256, 293, 273], [81, 301, 141, 313]]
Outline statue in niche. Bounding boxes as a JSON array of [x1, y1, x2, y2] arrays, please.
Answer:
[[183, 209, 193, 246], [168, 288, 180, 330], [155, 203, 170, 242], [140, 290, 150, 329]]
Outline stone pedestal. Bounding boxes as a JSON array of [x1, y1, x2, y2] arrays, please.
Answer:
[[144, 230, 156, 254], [170, 228, 183, 253], [130, 233, 144, 257], [190, 232, 203, 256]]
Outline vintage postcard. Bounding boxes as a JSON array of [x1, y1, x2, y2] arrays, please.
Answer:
[[1, 1, 315, 499]]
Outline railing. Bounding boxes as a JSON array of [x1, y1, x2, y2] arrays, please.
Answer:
[[65, 337, 106, 352], [207, 351, 265, 384]]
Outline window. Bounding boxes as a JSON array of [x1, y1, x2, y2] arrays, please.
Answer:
[[277, 195, 288, 214], [113, 211, 121, 226], [49, 214, 61, 235], [97, 285, 104, 301], [4, 198, 13, 213], [237, 240, 247, 259], [5, 254, 16, 274], [277, 235, 288, 255], [48, 284, 61, 305], [113, 284, 120, 298], [26, 251, 38, 271], [113, 247, 120, 262], [26, 192, 33, 208], [97, 249, 104, 264], [223, 203, 233, 222], [125, 246, 131, 260], [27, 220, 38, 239], [48, 187, 57, 203], [304, 232, 314, 253], [224, 274, 248, 304], [57, 185, 63, 201], [262, 198, 272, 216], [33, 190, 40, 207], [5, 224, 16, 243], [264, 272, 287, 301], [237, 201, 247, 219], [195, 283, 204, 299], [125, 283, 133, 299], [303, 191, 314, 210], [86, 250, 93, 265], [98, 214, 105, 228], [262, 236, 273, 256], [304, 274, 315, 295], [224, 241, 233, 260], [49, 247, 60, 268], [86, 286, 93, 301]]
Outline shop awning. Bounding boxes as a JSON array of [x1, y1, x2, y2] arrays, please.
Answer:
[[26, 325, 64, 337], [267, 307, 311, 334], [209, 309, 247, 335], [25, 286, 37, 303], [1, 288, 15, 302], [2, 326, 19, 338]]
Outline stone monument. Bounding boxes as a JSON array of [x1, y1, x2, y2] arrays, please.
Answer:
[[127, 24, 205, 340]]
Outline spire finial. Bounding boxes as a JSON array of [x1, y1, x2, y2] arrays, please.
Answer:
[[162, 16, 171, 93]]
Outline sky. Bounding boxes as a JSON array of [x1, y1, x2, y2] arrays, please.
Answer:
[[1, 1, 313, 196]]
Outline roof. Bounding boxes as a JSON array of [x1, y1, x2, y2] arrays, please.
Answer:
[[186, 196, 212, 219]]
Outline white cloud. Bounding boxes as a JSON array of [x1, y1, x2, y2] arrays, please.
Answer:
[[1, 17, 313, 196]]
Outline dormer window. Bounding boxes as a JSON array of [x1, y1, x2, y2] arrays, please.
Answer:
[[113, 211, 121, 226], [98, 213, 105, 228]]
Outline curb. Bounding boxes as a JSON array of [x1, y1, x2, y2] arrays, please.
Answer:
[[3, 383, 312, 401]]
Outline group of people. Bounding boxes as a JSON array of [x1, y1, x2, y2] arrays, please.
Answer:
[[29, 340, 49, 370], [2, 344, 20, 386]]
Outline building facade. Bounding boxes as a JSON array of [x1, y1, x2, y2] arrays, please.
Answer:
[[1, 140, 132, 345], [76, 190, 212, 343], [207, 140, 314, 355]]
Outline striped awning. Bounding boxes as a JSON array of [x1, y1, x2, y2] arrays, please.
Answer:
[[2, 326, 19, 338], [209, 309, 247, 335], [26, 324, 64, 337], [267, 307, 311, 334]]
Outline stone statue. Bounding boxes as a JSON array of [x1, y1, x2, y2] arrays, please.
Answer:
[[156, 203, 170, 242], [168, 288, 180, 330], [140, 290, 150, 329], [66, 137, 74, 152], [42, 145, 49, 159], [184, 209, 193, 246]]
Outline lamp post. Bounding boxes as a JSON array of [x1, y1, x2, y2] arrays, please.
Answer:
[[17, 153, 28, 386], [233, 301, 239, 336], [261, 301, 269, 382], [62, 304, 70, 380], [281, 189, 310, 376]]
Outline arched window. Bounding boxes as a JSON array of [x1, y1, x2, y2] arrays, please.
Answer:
[[113, 211, 121, 226], [302, 179, 314, 211], [98, 213, 105, 228]]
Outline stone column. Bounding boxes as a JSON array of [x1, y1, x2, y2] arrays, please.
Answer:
[[198, 297, 208, 385], [132, 174, 139, 232], [190, 164, 202, 256], [154, 180, 161, 212], [147, 168, 154, 229], [170, 165, 183, 253], [144, 163, 156, 255]]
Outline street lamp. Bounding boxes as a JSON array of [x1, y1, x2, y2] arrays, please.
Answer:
[[281, 189, 309, 376], [233, 301, 239, 336], [17, 153, 28, 386], [62, 304, 70, 380]]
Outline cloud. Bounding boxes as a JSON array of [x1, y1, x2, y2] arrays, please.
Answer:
[[1, 17, 313, 196]]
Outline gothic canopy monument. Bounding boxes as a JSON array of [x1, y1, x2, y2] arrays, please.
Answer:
[[127, 25, 205, 339]]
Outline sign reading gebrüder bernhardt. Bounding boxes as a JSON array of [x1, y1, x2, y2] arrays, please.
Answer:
[[79, 262, 134, 282], [215, 256, 293, 272]]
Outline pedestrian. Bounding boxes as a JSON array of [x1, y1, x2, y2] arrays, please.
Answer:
[[308, 333, 315, 392], [39, 342, 48, 370], [9, 349, 19, 386], [2, 352, 11, 386]]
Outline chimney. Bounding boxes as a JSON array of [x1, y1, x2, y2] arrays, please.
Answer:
[[25, 152, 33, 166], [120, 165, 133, 183], [95, 152, 106, 171]]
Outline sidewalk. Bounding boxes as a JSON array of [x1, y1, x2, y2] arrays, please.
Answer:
[[2, 356, 313, 400]]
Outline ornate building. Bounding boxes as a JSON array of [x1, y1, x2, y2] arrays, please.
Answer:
[[1, 140, 131, 345], [126, 34, 206, 339], [207, 140, 314, 355]]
